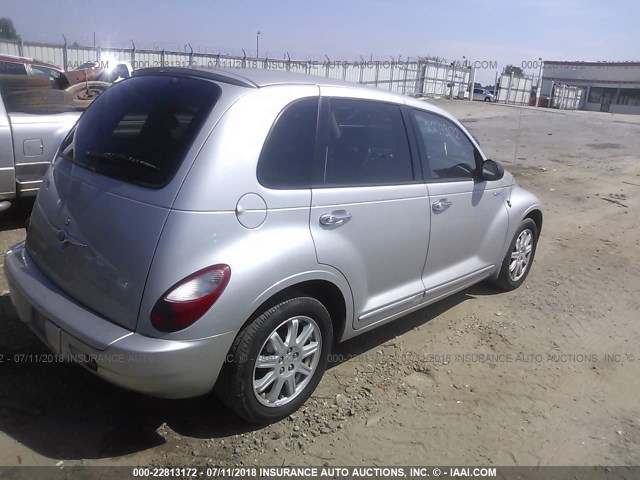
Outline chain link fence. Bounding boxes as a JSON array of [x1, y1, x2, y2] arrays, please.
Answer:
[[0, 38, 471, 98]]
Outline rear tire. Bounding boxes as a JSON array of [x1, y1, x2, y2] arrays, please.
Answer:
[[216, 296, 333, 424], [494, 218, 538, 291]]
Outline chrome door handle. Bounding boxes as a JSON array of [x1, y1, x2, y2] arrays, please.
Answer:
[[320, 210, 352, 226], [432, 199, 452, 212]]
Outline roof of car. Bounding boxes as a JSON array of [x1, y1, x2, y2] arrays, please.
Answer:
[[134, 66, 369, 89], [131, 67, 474, 147], [0, 54, 62, 71], [133, 66, 462, 125]]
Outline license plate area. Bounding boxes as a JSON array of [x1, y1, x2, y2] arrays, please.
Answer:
[[30, 310, 61, 354]]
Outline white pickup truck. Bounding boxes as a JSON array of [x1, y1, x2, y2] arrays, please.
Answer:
[[0, 55, 132, 210], [0, 84, 81, 211]]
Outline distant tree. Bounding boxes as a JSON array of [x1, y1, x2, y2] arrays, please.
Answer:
[[504, 64, 524, 77], [474, 82, 483, 89], [0, 18, 19, 40]]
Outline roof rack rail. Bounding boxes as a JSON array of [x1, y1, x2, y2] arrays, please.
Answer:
[[133, 67, 257, 88]]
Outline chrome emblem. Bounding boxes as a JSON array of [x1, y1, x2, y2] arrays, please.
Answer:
[[48, 221, 87, 248]]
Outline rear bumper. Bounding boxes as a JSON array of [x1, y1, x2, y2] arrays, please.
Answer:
[[4, 241, 236, 399]]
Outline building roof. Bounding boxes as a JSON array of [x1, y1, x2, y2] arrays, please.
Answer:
[[545, 60, 640, 67]]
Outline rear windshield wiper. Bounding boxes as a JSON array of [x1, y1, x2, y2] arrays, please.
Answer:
[[59, 150, 99, 172], [84, 151, 159, 171]]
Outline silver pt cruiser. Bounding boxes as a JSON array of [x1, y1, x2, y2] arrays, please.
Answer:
[[5, 68, 542, 423]]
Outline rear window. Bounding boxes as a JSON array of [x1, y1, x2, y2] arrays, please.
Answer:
[[0, 61, 27, 75], [68, 75, 220, 188]]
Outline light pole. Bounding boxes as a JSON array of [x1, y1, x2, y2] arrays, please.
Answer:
[[535, 57, 543, 107], [256, 31, 261, 58]]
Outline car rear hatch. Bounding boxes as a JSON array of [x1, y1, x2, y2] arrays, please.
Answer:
[[25, 73, 222, 331]]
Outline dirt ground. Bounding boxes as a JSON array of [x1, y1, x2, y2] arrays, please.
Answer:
[[0, 100, 639, 468]]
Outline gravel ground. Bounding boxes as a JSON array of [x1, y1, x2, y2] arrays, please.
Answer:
[[0, 100, 639, 468]]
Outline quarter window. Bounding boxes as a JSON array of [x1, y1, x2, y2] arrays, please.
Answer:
[[257, 97, 319, 189], [320, 99, 414, 187], [412, 109, 478, 181]]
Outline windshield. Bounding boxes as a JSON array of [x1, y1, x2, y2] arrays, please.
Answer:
[[65, 74, 220, 188]]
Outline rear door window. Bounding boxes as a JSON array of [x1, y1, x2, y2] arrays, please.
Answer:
[[318, 99, 414, 187], [68, 75, 220, 188]]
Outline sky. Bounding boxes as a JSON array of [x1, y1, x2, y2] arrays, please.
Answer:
[[2, 0, 640, 84]]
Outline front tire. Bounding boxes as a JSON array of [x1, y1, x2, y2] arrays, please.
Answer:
[[495, 218, 538, 290], [216, 296, 333, 424]]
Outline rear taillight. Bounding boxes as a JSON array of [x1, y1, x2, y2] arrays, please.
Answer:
[[150, 265, 231, 332]]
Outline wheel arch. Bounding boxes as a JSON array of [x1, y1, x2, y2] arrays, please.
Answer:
[[240, 271, 354, 345], [524, 208, 543, 236]]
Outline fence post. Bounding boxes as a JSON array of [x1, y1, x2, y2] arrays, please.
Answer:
[[17, 38, 24, 57], [61, 34, 68, 71], [506, 72, 514, 104], [469, 66, 475, 102], [402, 60, 409, 94], [187, 43, 194, 67], [412, 61, 420, 94], [161, 49, 165, 67], [449, 62, 456, 99], [130, 40, 136, 67]]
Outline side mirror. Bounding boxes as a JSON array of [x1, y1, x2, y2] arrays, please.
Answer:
[[480, 159, 504, 181]]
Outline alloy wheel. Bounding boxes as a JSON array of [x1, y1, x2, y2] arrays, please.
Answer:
[[509, 228, 533, 282], [252, 316, 322, 407]]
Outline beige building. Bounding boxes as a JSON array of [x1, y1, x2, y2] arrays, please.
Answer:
[[540, 61, 640, 114]]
